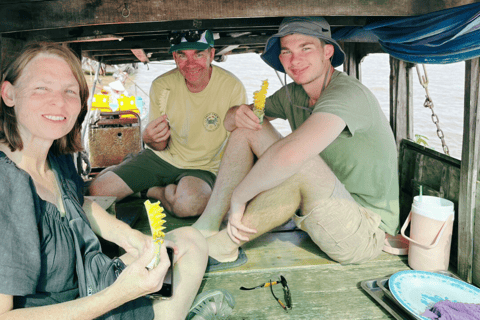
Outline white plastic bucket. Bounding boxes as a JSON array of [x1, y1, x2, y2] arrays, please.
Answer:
[[400, 195, 455, 271]]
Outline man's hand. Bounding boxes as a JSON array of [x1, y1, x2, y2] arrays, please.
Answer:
[[224, 104, 262, 132], [143, 114, 170, 151], [226, 201, 257, 244]]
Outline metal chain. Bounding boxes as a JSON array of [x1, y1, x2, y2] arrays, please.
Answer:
[[415, 64, 450, 156]]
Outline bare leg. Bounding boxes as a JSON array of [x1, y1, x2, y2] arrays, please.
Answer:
[[88, 171, 136, 201], [193, 120, 283, 237], [152, 227, 208, 320], [146, 176, 212, 218], [89, 172, 211, 217], [207, 155, 336, 262]]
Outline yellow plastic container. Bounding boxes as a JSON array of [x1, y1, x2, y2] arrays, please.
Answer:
[[92, 94, 111, 111], [117, 95, 140, 118]]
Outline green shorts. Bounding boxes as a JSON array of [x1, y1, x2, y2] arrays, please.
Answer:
[[111, 149, 216, 193]]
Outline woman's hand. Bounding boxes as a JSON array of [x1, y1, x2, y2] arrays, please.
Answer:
[[121, 229, 178, 261], [113, 241, 171, 301]]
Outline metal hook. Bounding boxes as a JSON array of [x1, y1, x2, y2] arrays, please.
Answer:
[[122, 3, 130, 18], [415, 64, 429, 89]]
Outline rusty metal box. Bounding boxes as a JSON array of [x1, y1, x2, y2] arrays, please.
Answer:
[[88, 113, 142, 169]]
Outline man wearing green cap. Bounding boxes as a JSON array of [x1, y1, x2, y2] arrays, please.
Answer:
[[194, 17, 399, 270], [89, 30, 247, 218]]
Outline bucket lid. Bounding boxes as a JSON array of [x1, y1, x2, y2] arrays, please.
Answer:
[[412, 195, 454, 221]]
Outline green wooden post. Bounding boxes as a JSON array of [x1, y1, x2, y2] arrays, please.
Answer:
[[343, 42, 362, 81], [458, 57, 480, 284], [389, 56, 414, 149]]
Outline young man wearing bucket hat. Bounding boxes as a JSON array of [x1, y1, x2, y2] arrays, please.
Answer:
[[89, 30, 247, 218], [193, 17, 400, 268]]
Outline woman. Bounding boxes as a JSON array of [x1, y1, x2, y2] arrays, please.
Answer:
[[0, 42, 233, 320]]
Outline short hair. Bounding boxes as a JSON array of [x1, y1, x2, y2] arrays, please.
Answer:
[[0, 42, 89, 155]]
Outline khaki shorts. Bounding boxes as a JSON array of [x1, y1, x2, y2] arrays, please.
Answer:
[[293, 177, 385, 264]]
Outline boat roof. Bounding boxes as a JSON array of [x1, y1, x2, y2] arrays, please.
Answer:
[[0, 0, 478, 65]]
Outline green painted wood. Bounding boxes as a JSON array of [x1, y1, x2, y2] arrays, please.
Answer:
[[460, 57, 480, 284], [389, 57, 414, 148], [398, 139, 461, 268]]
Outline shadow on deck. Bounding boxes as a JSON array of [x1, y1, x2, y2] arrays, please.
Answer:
[[107, 196, 411, 320]]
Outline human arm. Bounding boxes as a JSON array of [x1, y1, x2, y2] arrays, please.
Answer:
[[227, 112, 346, 242], [0, 243, 170, 320], [142, 114, 171, 151], [145, 77, 171, 151], [0, 165, 169, 319], [82, 197, 178, 259]]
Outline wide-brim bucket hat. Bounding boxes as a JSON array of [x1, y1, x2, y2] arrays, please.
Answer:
[[261, 17, 345, 73]]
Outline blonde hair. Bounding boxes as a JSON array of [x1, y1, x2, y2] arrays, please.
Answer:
[[0, 42, 88, 154]]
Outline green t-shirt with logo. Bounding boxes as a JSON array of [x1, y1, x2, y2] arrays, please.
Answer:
[[265, 71, 399, 235], [148, 65, 247, 174]]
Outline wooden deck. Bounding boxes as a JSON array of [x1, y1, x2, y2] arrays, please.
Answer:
[[111, 197, 412, 320]]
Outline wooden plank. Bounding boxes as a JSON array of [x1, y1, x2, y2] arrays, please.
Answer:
[[18, 18, 283, 44], [131, 49, 150, 63], [389, 57, 414, 148], [476, 181, 480, 286], [122, 196, 410, 318], [459, 58, 480, 284], [0, 0, 477, 34], [398, 140, 462, 267], [199, 257, 410, 319], [80, 35, 271, 52], [343, 42, 361, 81]]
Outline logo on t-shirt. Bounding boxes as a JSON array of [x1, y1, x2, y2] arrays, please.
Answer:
[[204, 112, 220, 132]]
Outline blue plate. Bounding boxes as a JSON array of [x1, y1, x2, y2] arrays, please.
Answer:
[[389, 270, 480, 319]]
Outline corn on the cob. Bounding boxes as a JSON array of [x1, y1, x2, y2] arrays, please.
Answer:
[[144, 200, 167, 269], [253, 80, 268, 124]]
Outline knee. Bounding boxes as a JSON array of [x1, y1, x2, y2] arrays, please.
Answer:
[[169, 227, 208, 258], [166, 185, 211, 218], [88, 173, 110, 196], [88, 171, 128, 198], [170, 197, 209, 218], [230, 126, 260, 144]]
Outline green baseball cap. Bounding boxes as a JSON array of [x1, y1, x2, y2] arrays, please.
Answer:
[[169, 30, 215, 53]]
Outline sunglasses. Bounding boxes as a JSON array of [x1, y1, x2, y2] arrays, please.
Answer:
[[240, 275, 292, 312], [169, 30, 202, 45]]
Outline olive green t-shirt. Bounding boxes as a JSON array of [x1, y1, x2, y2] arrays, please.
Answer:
[[265, 71, 399, 235], [148, 65, 247, 174]]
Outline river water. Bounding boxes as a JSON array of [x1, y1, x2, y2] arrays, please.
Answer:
[[124, 53, 465, 159]]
